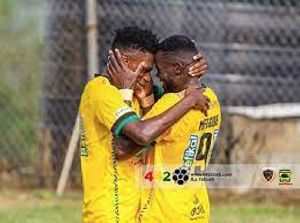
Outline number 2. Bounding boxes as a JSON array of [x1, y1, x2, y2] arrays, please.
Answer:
[[163, 171, 171, 181]]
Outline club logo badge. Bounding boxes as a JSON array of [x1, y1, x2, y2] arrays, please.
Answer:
[[278, 169, 293, 186], [261, 168, 276, 182]]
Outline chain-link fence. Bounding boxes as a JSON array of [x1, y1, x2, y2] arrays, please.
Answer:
[[96, 0, 300, 106], [0, 0, 299, 187], [0, 0, 44, 185]]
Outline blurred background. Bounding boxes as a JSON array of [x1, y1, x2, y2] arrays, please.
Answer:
[[0, 0, 299, 222]]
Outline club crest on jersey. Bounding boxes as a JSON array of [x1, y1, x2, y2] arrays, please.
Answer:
[[190, 194, 205, 220]]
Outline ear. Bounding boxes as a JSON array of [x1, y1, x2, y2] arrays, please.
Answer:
[[174, 63, 183, 76]]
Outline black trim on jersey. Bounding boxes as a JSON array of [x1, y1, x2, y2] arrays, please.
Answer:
[[111, 111, 138, 136], [111, 136, 120, 223], [138, 173, 155, 221], [94, 73, 108, 78], [94, 73, 111, 82]]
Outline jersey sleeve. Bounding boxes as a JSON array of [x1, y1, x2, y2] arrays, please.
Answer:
[[88, 82, 139, 137], [142, 94, 180, 143]]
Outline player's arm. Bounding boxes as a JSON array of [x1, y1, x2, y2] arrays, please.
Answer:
[[121, 88, 208, 146], [115, 88, 209, 161], [114, 89, 208, 159], [90, 81, 209, 161]]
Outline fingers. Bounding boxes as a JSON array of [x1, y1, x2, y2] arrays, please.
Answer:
[[135, 82, 143, 90], [107, 63, 113, 77], [134, 82, 147, 99], [201, 107, 208, 117], [114, 49, 124, 68], [109, 50, 121, 72], [189, 59, 208, 76], [144, 73, 151, 82], [193, 53, 203, 61], [138, 77, 146, 86], [184, 85, 197, 96], [204, 95, 211, 103], [184, 84, 202, 97], [135, 61, 145, 75], [205, 101, 210, 110], [203, 96, 210, 115], [107, 60, 117, 75]]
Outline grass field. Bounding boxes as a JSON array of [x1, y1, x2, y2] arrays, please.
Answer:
[[0, 190, 299, 223]]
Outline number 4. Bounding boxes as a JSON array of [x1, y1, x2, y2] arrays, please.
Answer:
[[196, 130, 219, 165], [144, 171, 154, 182], [196, 132, 212, 163]]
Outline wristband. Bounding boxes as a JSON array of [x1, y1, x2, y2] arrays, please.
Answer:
[[119, 89, 134, 101], [140, 94, 155, 108]]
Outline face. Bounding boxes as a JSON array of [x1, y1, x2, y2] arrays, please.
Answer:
[[154, 51, 186, 93], [123, 50, 154, 91]]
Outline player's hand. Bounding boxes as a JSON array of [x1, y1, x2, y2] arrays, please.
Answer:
[[188, 53, 208, 77], [185, 85, 210, 116], [107, 49, 145, 89], [134, 73, 153, 100], [114, 136, 142, 160]]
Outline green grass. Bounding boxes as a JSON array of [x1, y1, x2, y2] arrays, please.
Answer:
[[0, 191, 81, 223], [211, 202, 300, 223], [0, 202, 81, 223], [0, 190, 299, 223]]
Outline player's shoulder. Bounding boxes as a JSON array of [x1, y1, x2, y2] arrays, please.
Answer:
[[203, 87, 217, 99], [143, 93, 181, 120], [85, 75, 118, 95], [202, 87, 221, 115], [87, 75, 110, 88], [156, 92, 181, 107]]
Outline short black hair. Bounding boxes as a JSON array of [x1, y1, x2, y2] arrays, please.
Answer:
[[111, 26, 159, 53], [158, 35, 198, 54]]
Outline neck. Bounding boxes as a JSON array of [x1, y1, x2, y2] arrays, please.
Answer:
[[170, 78, 199, 93], [185, 78, 199, 88], [177, 78, 199, 92]]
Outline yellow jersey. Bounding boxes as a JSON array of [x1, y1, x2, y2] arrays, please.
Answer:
[[79, 76, 142, 223], [140, 87, 221, 223]]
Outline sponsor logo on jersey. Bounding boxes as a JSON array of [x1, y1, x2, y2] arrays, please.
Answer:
[[183, 135, 199, 168], [79, 116, 89, 157], [115, 106, 133, 119], [171, 135, 199, 185]]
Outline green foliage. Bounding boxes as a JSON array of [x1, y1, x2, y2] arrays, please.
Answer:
[[0, 0, 44, 166]]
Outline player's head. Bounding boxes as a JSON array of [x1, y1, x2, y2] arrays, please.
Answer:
[[111, 26, 158, 79], [155, 35, 199, 93]]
